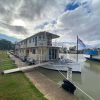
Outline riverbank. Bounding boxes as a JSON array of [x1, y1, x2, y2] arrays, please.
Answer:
[[0, 51, 47, 100], [9, 53, 78, 100]]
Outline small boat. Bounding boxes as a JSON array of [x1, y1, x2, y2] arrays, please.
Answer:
[[84, 50, 100, 62]]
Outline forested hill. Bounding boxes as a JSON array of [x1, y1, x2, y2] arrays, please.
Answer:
[[0, 39, 15, 50]]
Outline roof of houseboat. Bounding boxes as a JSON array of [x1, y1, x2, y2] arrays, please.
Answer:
[[18, 31, 59, 43], [34, 31, 59, 39]]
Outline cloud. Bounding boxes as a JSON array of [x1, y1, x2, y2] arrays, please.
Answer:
[[0, 21, 28, 34], [0, 0, 67, 39], [54, 0, 100, 46], [0, 0, 100, 48]]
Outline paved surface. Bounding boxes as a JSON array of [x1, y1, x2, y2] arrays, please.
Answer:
[[9, 54, 78, 100]]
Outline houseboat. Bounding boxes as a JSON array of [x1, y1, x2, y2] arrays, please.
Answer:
[[15, 31, 59, 63], [15, 31, 81, 73]]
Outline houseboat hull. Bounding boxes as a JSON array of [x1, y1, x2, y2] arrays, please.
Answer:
[[41, 66, 81, 73], [41, 61, 81, 73]]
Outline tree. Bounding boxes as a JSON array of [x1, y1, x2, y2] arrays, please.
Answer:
[[0, 39, 15, 50]]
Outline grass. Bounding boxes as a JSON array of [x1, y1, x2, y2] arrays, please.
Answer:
[[0, 51, 47, 100]]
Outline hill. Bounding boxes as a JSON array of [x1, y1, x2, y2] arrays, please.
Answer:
[[0, 39, 15, 50]]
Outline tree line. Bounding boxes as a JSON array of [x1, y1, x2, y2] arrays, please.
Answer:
[[0, 39, 15, 50]]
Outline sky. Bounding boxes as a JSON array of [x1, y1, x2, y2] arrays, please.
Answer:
[[0, 0, 100, 48]]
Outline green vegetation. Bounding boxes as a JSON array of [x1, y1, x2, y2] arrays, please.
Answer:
[[0, 39, 15, 50], [0, 51, 47, 100]]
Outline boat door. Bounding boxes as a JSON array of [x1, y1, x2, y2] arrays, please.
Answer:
[[49, 48, 57, 60]]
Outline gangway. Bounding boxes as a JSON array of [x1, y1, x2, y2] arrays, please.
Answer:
[[1, 62, 49, 74]]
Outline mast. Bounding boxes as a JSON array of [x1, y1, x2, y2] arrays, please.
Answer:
[[77, 35, 78, 62]]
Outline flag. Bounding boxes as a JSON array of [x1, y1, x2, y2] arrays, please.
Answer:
[[77, 36, 86, 49]]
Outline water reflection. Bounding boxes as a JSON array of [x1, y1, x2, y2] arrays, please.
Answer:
[[85, 60, 100, 74]]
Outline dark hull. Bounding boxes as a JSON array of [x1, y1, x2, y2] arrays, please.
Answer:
[[85, 57, 100, 62]]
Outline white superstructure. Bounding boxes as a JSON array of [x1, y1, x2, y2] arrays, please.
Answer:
[[15, 31, 59, 62]]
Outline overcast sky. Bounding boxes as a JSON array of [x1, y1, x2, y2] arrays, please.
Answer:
[[0, 0, 100, 47]]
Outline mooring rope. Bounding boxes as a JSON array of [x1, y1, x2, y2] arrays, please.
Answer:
[[58, 70, 95, 100]]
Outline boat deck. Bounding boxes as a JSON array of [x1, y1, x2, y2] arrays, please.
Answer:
[[41, 59, 81, 73]]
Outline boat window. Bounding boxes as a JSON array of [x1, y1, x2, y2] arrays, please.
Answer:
[[21, 42, 23, 45], [29, 39, 31, 43], [32, 49, 36, 54], [33, 38, 34, 42], [43, 34, 45, 39], [39, 35, 41, 40]]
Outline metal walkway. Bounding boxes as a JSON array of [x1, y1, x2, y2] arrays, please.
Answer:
[[2, 62, 49, 74]]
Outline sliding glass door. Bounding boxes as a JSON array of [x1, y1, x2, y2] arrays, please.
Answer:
[[49, 48, 57, 60]]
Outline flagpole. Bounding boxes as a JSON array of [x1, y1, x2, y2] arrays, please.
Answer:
[[77, 35, 78, 62]]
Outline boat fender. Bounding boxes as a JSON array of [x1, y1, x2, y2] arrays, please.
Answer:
[[62, 79, 76, 94]]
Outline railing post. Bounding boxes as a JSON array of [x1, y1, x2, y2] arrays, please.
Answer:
[[67, 67, 72, 82]]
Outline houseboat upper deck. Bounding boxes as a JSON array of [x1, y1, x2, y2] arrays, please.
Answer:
[[15, 31, 60, 63]]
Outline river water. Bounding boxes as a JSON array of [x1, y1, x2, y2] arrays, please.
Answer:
[[37, 54, 100, 100]]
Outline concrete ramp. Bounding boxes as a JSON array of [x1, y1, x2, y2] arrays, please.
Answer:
[[2, 62, 49, 74]]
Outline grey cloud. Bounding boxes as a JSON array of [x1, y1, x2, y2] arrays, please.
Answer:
[[0, 0, 65, 38], [56, 0, 100, 43], [0, 0, 29, 36], [8, 26, 28, 34], [0, 0, 22, 23], [0, 21, 28, 35], [19, 0, 65, 20]]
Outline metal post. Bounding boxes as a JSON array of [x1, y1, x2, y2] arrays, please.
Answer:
[[67, 67, 72, 82], [39, 54, 40, 64], [51, 48, 52, 60], [41, 47, 42, 62], [77, 35, 78, 62]]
